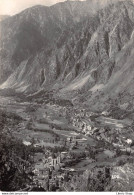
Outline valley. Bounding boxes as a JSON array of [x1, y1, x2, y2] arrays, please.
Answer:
[[1, 93, 134, 191], [1, 0, 134, 192]]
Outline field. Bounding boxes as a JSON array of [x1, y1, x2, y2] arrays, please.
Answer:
[[95, 116, 132, 128]]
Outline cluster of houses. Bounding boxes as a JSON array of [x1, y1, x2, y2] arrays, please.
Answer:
[[69, 108, 99, 137], [34, 151, 68, 175], [33, 150, 80, 190], [72, 116, 93, 135], [32, 132, 91, 189], [91, 127, 114, 142], [93, 126, 133, 146]]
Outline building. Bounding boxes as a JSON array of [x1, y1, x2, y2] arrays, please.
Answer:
[[61, 152, 68, 160], [44, 152, 68, 170]]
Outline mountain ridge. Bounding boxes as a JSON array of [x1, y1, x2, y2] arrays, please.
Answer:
[[1, 0, 134, 111]]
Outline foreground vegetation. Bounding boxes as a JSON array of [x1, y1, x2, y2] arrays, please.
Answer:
[[0, 109, 34, 191]]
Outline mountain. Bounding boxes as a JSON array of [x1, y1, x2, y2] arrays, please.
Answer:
[[1, 0, 134, 112], [0, 15, 10, 22], [0, 0, 119, 84]]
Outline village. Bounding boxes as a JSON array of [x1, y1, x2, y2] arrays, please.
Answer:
[[10, 102, 134, 191], [70, 108, 134, 154], [1, 97, 134, 191], [28, 105, 134, 191]]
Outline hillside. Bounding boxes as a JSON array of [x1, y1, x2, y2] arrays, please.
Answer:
[[0, 15, 10, 22], [0, 0, 134, 112]]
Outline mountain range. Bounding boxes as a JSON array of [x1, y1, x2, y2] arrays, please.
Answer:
[[0, 0, 134, 112]]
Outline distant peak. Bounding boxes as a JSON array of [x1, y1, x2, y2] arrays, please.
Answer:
[[30, 5, 46, 8]]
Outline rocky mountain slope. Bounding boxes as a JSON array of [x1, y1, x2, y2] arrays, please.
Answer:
[[1, 0, 112, 84], [0, 0, 134, 111], [0, 15, 10, 22]]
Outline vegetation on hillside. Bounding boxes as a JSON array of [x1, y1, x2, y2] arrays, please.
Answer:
[[0, 109, 34, 191]]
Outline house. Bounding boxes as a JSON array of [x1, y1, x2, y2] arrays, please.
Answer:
[[48, 157, 60, 171], [67, 137, 71, 142], [126, 139, 132, 145], [113, 143, 124, 148], [102, 111, 109, 116], [87, 125, 92, 131], [61, 152, 68, 160]]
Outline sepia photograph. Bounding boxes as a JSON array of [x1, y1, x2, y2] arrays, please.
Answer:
[[0, 0, 134, 192]]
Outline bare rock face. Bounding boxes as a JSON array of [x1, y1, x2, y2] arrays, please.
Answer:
[[1, 0, 134, 110]]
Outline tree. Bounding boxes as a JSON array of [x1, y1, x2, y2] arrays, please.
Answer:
[[87, 168, 111, 191]]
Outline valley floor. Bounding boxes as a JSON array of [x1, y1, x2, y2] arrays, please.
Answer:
[[1, 95, 134, 191]]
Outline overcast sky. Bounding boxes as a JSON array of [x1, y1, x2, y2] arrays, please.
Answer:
[[0, 0, 71, 15]]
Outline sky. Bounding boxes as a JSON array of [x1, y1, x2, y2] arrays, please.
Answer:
[[0, 0, 69, 15]]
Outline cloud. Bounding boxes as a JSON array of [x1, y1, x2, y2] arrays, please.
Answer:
[[0, 0, 65, 15]]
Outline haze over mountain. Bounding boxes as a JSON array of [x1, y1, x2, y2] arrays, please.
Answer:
[[0, 0, 134, 111]]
